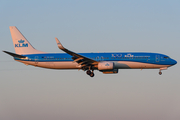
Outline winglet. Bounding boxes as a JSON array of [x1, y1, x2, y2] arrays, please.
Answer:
[[55, 37, 65, 50]]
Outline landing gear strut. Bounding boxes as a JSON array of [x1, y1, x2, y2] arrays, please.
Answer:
[[159, 69, 162, 75]]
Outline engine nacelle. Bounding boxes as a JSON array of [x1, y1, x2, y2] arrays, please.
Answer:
[[98, 61, 114, 70], [101, 69, 118, 74]]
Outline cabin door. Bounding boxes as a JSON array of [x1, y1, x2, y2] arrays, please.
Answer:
[[35, 56, 38, 65], [155, 55, 160, 62]]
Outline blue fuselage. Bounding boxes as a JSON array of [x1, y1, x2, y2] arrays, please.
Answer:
[[15, 52, 177, 66]]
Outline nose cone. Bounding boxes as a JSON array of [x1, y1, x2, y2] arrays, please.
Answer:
[[171, 59, 177, 65]]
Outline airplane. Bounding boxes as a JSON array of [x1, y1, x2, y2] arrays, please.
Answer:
[[3, 26, 177, 77]]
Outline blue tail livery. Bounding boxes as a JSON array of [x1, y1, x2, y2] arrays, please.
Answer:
[[3, 26, 177, 77]]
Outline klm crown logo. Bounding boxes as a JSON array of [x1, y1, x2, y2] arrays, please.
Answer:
[[15, 39, 28, 47], [18, 39, 25, 43], [105, 63, 109, 66]]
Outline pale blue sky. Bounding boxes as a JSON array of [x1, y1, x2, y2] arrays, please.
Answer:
[[0, 0, 180, 120]]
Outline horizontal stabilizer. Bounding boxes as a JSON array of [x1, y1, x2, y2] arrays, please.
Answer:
[[3, 51, 26, 58]]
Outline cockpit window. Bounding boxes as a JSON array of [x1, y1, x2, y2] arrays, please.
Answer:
[[164, 56, 169, 59]]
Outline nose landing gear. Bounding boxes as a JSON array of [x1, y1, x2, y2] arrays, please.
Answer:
[[158, 67, 168, 75], [159, 71, 162, 75]]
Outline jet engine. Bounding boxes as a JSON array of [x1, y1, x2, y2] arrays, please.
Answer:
[[98, 61, 114, 70]]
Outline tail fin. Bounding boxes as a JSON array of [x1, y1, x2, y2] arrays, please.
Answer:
[[9, 26, 45, 54]]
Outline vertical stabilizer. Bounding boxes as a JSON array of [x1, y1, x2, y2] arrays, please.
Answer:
[[9, 26, 45, 54]]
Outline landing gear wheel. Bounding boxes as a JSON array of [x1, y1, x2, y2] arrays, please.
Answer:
[[86, 70, 91, 75], [159, 71, 162, 75], [90, 72, 94, 77]]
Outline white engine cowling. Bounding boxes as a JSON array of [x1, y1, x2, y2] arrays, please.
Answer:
[[98, 61, 114, 70]]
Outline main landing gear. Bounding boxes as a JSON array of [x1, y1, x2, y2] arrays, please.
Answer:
[[86, 70, 95, 77]]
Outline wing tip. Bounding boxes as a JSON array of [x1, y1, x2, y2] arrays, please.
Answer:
[[55, 37, 64, 49]]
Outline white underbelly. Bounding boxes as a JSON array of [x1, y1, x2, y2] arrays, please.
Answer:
[[17, 60, 170, 70]]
